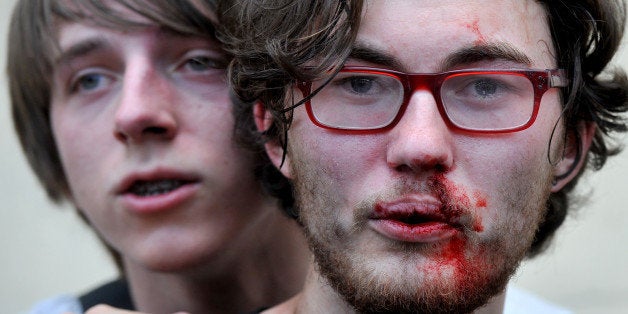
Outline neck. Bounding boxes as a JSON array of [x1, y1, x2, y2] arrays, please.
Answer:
[[265, 264, 507, 314], [123, 207, 309, 314]]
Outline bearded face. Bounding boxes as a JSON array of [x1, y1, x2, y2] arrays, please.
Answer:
[[272, 0, 576, 312]]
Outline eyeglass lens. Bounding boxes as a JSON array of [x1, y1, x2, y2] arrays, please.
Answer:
[[307, 71, 537, 131]]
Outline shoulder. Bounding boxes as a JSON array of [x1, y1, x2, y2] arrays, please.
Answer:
[[27, 294, 83, 314], [26, 279, 132, 314], [504, 286, 572, 314], [78, 278, 134, 310]]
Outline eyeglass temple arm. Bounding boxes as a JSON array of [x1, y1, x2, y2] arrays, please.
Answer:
[[549, 69, 569, 88]]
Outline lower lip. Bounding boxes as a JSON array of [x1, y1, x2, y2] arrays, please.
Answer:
[[369, 219, 458, 243], [119, 182, 200, 214]]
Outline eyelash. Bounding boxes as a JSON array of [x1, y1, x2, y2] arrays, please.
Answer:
[[179, 51, 227, 72], [68, 70, 113, 94], [184, 56, 217, 71]]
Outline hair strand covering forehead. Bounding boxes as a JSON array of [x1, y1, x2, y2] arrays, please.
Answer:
[[218, 0, 362, 102], [50, 0, 218, 36]]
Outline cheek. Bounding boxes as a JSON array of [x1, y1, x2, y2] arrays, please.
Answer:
[[51, 108, 80, 177], [458, 132, 550, 181], [291, 128, 386, 199], [51, 106, 111, 205], [457, 136, 552, 229]]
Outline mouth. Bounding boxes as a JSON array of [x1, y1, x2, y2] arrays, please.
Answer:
[[116, 171, 201, 214], [117, 169, 200, 197], [379, 210, 450, 226], [127, 179, 191, 197], [368, 197, 465, 242]]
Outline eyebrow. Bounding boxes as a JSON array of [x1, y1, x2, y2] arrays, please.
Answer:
[[54, 26, 222, 63], [54, 38, 110, 67], [348, 44, 404, 69], [440, 42, 532, 70], [348, 42, 532, 72]]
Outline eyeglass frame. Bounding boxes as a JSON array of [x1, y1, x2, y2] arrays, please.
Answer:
[[289, 66, 569, 134]]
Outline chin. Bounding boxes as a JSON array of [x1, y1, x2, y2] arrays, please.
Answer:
[[125, 237, 222, 273]]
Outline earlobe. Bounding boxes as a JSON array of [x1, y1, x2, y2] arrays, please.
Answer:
[[253, 102, 292, 179], [551, 122, 596, 192]]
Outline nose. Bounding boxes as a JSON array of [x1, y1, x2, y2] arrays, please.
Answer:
[[114, 59, 178, 143], [386, 91, 454, 173]]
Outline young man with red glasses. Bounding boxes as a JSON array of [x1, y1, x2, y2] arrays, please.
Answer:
[[220, 0, 628, 313]]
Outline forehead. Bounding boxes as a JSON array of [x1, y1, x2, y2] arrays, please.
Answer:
[[51, 1, 221, 60], [53, 0, 150, 26], [51, 0, 215, 40], [358, 0, 554, 71]]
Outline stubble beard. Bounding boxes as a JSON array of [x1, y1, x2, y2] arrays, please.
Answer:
[[289, 148, 553, 314]]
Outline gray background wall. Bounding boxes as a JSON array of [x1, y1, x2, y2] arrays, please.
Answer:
[[1, 0, 627, 312]]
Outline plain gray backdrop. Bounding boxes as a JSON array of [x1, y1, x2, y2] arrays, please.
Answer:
[[1, 0, 627, 313]]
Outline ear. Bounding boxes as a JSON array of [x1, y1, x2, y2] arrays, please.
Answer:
[[253, 102, 293, 179], [551, 122, 596, 192]]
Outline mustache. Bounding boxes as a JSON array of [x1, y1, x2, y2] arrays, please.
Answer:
[[354, 174, 485, 232]]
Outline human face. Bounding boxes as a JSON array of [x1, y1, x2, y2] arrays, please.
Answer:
[[50, 16, 272, 272], [272, 0, 580, 312]]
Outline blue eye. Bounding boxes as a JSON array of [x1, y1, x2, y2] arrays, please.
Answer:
[[349, 77, 375, 94], [333, 75, 384, 96], [472, 79, 499, 97], [73, 73, 107, 92], [185, 56, 216, 72]]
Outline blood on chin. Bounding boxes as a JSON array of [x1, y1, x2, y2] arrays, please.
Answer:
[[353, 228, 491, 283], [311, 232, 507, 314]]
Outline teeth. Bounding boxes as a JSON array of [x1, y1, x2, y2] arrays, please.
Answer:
[[129, 180, 185, 196]]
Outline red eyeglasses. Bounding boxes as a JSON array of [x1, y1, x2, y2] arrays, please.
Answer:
[[291, 66, 568, 133]]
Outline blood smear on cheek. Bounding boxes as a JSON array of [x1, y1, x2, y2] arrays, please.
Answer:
[[474, 191, 487, 208], [472, 191, 487, 232]]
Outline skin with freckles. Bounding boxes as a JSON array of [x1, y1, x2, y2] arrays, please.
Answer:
[[258, 0, 594, 313]]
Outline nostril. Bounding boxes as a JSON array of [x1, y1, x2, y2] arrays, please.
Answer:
[[394, 164, 414, 173], [114, 126, 173, 143], [114, 130, 128, 142], [113, 104, 178, 143], [144, 126, 168, 135], [390, 156, 450, 174]]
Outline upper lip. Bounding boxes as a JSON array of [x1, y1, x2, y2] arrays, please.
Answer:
[[115, 168, 200, 195], [370, 195, 466, 229]]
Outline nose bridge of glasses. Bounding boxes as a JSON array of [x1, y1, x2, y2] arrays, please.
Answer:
[[401, 73, 448, 121], [405, 73, 443, 95], [394, 73, 451, 129]]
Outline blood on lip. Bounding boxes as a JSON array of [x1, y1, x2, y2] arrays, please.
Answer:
[[429, 174, 485, 232], [372, 174, 487, 236]]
